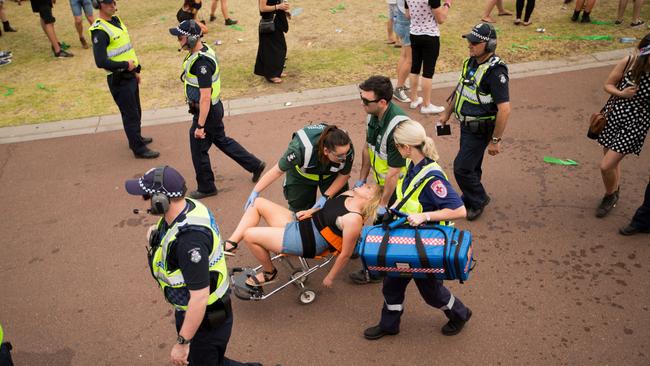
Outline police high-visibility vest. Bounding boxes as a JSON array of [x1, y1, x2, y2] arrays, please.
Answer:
[[395, 160, 452, 226], [89, 16, 139, 74], [292, 124, 347, 181], [367, 114, 409, 186], [182, 44, 221, 105], [150, 198, 228, 311], [453, 56, 505, 121]]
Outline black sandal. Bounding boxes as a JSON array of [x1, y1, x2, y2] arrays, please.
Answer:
[[245, 268, 278, 287], [223, 240, 238, 256]]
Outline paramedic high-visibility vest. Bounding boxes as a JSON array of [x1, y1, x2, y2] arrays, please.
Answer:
[[292, 123, 347, 181], [89, 16, 139, 74], [367, 114, 409, 186], [453, 55, 505, 121], [182, 43, 221, 105], [149, 198, 228, 311], [395, 160, 452, 226]]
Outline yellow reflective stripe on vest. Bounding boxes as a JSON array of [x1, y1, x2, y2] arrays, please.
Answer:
[[377, 115, 410, 160], [94, 21, 116, 38], [107, 43, 133, 58], [182, 46, 221, 104], [453, 56, 501, 120]]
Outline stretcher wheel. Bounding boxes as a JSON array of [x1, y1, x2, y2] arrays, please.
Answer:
[[298, 289, 316, 304]]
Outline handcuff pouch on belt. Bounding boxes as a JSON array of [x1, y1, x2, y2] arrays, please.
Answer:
[[204, 291, 231, 329], [187, 101, 200, 115], [458, 118, 495, 134]]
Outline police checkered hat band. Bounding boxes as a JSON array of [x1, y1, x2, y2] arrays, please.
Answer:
[[462, 23, 496, 43], [169, 20, 202, 37], [125, 166, 187, 198]]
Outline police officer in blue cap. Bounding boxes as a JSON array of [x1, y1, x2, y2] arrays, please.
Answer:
[[439, 22, 511, 221]]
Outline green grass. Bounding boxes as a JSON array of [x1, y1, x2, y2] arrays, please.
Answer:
[[0, 0, 648, 127]]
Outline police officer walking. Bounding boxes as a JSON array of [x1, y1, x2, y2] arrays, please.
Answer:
[[364, 119, 472, 340], [349, 75, 410, 285], [90, 0, 159, 159], [125, 166, 260, 366], [169, 20, 266, 199], [440, 23, 511, 221]]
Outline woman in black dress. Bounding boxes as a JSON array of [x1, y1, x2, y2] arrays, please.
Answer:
[[254, 0, 290, 84]]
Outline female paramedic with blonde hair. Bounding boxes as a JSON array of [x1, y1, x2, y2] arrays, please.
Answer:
[[225, 183, 382, 288], [363, 119, 473, 340]]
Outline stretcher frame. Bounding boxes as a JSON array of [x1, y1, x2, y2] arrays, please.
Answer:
[[230, 253, 335, 305]]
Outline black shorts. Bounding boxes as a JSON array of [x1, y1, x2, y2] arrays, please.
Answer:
[[31, 0, 56, 24]]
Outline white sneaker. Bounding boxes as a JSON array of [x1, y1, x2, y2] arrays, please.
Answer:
[[420, 104, 445, 114], [409, 96, 423, 109]]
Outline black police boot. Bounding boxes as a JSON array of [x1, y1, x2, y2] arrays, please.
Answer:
[[252, 161, 266, 183], [467, 196, 490, 221], [595, 189, 619, 218], [188, 189, 219, 199], [3, 21, 17, 33], [134, 148, 160, 159], [441, 308, 472, 336], [141, 136, 153, 145], [363, 325, 398, 340], [619, 224, 650, 236]]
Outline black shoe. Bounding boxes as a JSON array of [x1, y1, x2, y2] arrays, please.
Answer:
[[209, 15, 217, 22], [225, 18, 238, 26], [571, 11, 580, 22], [349, 269, 382, 285], [619, 224, 650, 236], [596, 190, 619, 218], [141, 136, 153, 145], [188, 189, 218, 199], [3, 21, 17, 32], [53, 49, 74, 58], [581, 12, 591, 23], [442, 308, 472, 336], [252, 161, 266, 183], [467, 197, 490, 221], [364, 325, 398, 340], [133, 149, 160, 159]]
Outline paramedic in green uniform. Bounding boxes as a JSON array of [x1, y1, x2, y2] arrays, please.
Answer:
[[230, 124, 354, 253]]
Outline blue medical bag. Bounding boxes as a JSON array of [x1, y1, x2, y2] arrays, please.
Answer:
[[358, 219, 474, 282]]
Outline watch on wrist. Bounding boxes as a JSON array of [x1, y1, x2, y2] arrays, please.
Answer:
[[491, 137, 502, 144], [177, 335, 191, 345]]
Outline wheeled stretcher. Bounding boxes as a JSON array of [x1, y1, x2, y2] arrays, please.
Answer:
[[230, 253, 335, 305]]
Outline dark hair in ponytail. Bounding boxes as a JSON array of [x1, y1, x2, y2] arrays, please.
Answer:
[[317, 125, 351, 164]]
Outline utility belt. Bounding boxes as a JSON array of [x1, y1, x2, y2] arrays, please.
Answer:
[[200, 293, 232, 330], [456, 116, 495, 134], [187, 101, 200, 115], [108, 70, 136, 86]]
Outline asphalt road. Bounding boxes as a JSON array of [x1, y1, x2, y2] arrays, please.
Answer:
[[0, 65, 648, 366]]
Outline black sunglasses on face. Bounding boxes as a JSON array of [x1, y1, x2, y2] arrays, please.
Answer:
[[360, 96, 382, 106]]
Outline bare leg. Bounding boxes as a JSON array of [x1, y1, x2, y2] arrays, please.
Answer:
[[86, 14, 95, 25], [41, 19, 61, 53], [482, 0, 498, 22], [409, 73, 419, 104], [243, 226, 285, 274], [496, 0, 512, 15], [73, 16, 84, 39], [386, 19, 396, 43], [228, 197, 293, 244], [421, 76, 433, 107], [600, 148, 625, 194], [617, 0, 629, 21], [632, 0, 644, 23], [396, 46, 412, 88], [210, 0, 218, 18], [220, 0, 229, 19], [574, 0, 586, 11], [584, 0, 597, 12]]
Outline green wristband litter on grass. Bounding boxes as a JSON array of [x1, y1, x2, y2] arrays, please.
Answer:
[[543, 156, 578, 165], [228, 24, 244, 31], [37, 83, 55, 92], [590, 20, 614, 25], [1, 85, 15, 96], [379, 14, 388, 19]]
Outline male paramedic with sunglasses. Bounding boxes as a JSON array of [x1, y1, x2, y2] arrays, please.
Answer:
[[125, 166, 261, 366], [350, 75, 410, 285], [439, 23, 511, 221]]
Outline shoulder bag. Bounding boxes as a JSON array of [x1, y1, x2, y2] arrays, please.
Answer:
[[259, 13, 276, 34]]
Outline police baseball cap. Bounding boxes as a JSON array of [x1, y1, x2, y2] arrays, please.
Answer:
[[125, 166, 187, 198], [462, 23, 497, 43], [169, 20, 202, 37]]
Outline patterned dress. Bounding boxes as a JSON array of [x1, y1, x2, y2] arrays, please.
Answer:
[[598, 67, 650, 156]]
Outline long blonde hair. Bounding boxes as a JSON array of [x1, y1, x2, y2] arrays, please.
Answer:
[[392, 119, 439, 161], [361, 185, 384, 222]]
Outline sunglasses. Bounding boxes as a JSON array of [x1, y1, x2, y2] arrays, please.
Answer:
[[360, 96, 382, 106], [328, 149, 352, 161]]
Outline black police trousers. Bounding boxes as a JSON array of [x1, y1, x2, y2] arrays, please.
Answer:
[[189, 100, 262, 193], [453, 123, 495, 209], [631, 179, 650, 230], [175, 307, 261, 366], [379, 276, 470, 333], [107, 74, 147, 154]]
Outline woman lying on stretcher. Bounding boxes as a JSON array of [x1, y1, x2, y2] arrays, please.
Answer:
[[224, 183, 383, 288]]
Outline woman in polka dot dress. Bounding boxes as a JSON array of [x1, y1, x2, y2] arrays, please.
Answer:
[[596, 34, 650, 218]]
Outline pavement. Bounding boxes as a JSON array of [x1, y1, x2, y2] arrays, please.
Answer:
[[1, 49, 649, 366]]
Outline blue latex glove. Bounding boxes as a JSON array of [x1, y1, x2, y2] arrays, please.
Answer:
[[312, 196, 328, 210], [376, 206, 387, 216], [354, 179, 366, 188], [244, 191, 260, 211]]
